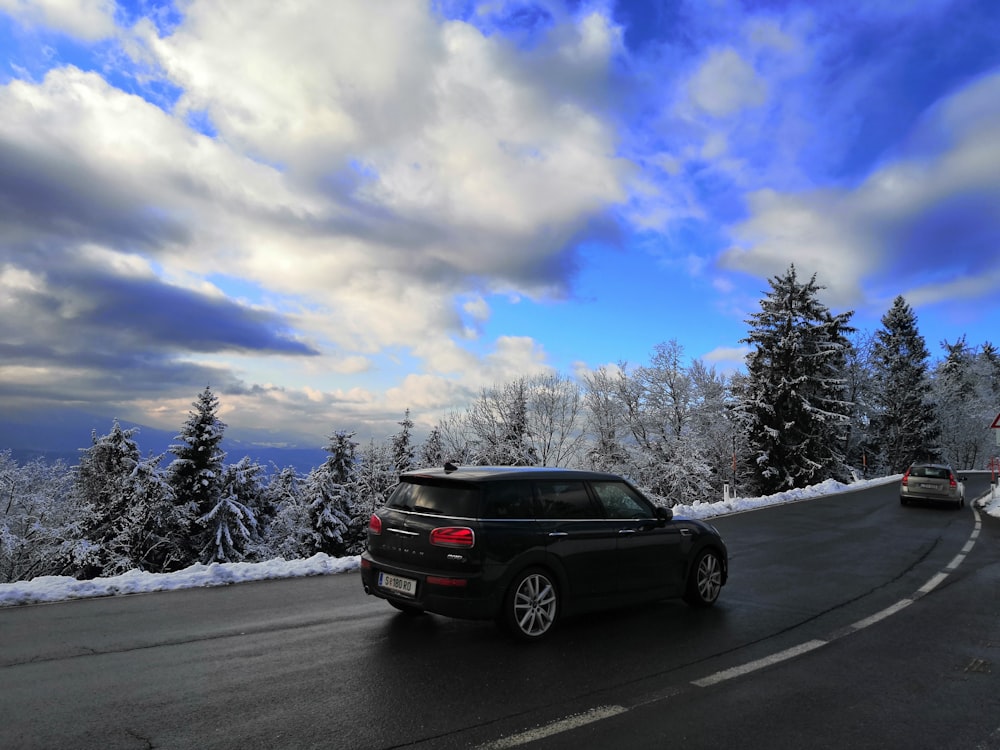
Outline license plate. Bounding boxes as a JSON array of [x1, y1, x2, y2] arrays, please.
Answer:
[[378, 572, 417, 597], [920, 483, 937, 489]]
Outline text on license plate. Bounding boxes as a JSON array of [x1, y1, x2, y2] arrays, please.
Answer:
[[378, 572, 417, 597], [920, 483, 937, 489]]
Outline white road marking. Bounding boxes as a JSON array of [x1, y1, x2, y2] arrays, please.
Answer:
[[848, 598, 913, 630], [479, 705, 628, 749], [692, 640, 828, 687]]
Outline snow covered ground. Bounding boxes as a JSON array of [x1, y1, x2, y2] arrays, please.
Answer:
[[2, 476, 996, 608]]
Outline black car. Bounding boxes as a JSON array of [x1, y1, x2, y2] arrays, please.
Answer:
[[360, 465, 728, 640]]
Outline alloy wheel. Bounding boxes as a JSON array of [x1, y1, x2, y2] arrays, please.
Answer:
[[512, 572, 557, 638]]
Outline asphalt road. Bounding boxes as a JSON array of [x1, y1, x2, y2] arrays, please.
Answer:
[[1, 475, 997, 750]]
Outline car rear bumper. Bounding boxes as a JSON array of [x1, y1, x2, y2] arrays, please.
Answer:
[[360, 552, 499, 620], [900, 490, 963, 503]]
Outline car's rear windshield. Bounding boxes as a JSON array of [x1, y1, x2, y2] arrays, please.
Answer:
[[910, 466, 950, 479], [387, 479, 480, 518]]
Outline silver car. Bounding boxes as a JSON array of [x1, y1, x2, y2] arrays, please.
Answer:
[[900, 463, 966, 508]]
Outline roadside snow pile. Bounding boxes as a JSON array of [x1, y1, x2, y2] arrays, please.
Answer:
[[977, 487, 1000, 519], [671, 476, 896, 520], [0, 554, 360, 607]]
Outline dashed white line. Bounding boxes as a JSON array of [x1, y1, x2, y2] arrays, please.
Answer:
[[692, 639, 828, 687], [479, 705, 628, 749]]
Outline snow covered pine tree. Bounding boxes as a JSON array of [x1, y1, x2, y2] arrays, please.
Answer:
[[168, 386, 227, 566], [739, 266, 854, 496]]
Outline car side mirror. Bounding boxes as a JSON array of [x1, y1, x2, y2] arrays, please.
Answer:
[[655, 506, 673, 525]]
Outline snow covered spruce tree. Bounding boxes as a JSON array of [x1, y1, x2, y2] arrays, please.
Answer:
[[419, 426, 446, 468], [391, 409, 415, 473], [168, 386, 226, 566], [75, 420, 181, 577], [868, 296, 940, 473], [196, 457, 265, 564], [251, 467, 310, 561], [304, 430, 361, 556], [738, 266, 855, 495], [356, 438, 398, 526]]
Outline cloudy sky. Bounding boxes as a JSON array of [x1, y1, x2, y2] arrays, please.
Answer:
[[2, 0, 999, 448]]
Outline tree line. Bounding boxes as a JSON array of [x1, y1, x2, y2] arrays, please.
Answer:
[[2, 265, 998, 583]]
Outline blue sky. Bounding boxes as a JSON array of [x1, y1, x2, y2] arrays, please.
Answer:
[[1, 0, 999, 447]]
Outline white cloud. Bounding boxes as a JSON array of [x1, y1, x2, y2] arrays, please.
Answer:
[[702, 346, 749, 368], [0, 1, 638, 440], [688, 48, 768, 118], [0, 0, 116, 41], [720, 68, 1000, 311]]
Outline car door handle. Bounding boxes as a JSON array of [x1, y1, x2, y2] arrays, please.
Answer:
[[548, 532, 569, 538], [618, 529, 637, 535], [680, 529, 693, 536]]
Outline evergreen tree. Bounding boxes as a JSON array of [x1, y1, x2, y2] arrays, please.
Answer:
[[391, 410, 415, 473], [125, 455, 183, 572], [419, 426, 446, 468], [356, 439, 398, 524], [981, 342, 1000, 398], [304, 431, 359, 556], [252, 467, 310, 561], [168, 386, 226, 565], [74, 420, 144, 577], [75, 421, 184, 576], [739, 266, 855, 494], [869, 296, 940, 472], [198, 457, 261, 563]]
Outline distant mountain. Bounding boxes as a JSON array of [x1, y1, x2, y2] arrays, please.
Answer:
[[0, 407, 328, 475]]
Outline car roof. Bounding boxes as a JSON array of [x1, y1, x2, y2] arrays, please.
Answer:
[[399, 465, 627, 483]]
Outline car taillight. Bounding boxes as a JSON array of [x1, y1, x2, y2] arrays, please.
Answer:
[[429, 526, 475, 548], [901, 469, 910, 486], [369, 514, 383, 535], [949, 474, 958, 488]]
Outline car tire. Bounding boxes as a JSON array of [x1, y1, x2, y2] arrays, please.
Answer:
[[684, 548, 723, 607], [500, 568, 559, 642], [389, 600, 425, 616], [900, 495, 908, 506]]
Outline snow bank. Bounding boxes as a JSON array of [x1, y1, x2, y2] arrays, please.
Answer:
[[0, 554, 360, 607], [671, 477, 894, 520]]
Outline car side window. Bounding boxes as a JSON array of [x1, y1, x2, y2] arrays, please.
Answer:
[[590, 481, 653, 519], [533, 481, 594, 519], [482, 482, 534, 519]]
